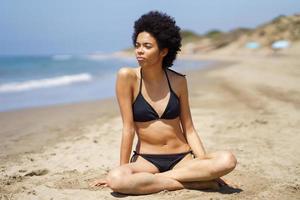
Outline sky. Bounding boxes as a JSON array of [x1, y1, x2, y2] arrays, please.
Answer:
[[0, 0, 299, 55]]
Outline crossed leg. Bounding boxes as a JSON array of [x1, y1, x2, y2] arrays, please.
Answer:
[[91, 151, 236, 195]]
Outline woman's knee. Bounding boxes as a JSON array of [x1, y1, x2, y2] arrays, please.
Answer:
[[204, 151, 237, 177], [215, 151, 237, 173], [106, 166, 132, 191]]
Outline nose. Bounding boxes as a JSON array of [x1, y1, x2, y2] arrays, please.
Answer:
[[136, 46, 144, 55]]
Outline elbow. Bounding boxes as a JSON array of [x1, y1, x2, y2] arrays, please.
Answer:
[[122, 126, 135, 135], [185, 127, 198, 137], [122, 121, 135, 132]]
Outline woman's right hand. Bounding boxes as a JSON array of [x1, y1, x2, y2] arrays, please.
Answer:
[[89, 178, 108, 188]]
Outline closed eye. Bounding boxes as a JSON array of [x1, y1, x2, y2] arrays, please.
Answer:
[[135, 42, 153, 49], [144, 44, 152, 49]]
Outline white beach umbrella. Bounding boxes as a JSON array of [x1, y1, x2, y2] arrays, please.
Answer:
[[271, 40, 290, 49]]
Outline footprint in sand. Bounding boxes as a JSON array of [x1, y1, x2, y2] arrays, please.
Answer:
[[24, 169, 49, 176]]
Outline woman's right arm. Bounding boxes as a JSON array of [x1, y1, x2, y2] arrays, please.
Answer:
[[116, 67, 136, 166]]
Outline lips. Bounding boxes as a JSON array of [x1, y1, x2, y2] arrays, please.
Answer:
[[137, 57, 145, 61]]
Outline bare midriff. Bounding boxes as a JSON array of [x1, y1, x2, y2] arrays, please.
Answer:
[[134, 117, 191, 154]]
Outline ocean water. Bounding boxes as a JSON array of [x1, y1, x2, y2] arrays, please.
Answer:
[[0, 55, 210, 112]]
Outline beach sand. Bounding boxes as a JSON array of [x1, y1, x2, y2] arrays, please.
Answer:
[[1, 52, 300, 199]]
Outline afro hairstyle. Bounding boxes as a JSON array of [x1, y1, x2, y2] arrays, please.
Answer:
[[132, 11, 182, 68]]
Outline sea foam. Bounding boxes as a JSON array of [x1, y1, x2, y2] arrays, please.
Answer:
[[0, 73, 92, 93]]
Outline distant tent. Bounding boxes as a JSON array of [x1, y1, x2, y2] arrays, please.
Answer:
[[245, 42, 260, 49], [271, 40, 290, 49]]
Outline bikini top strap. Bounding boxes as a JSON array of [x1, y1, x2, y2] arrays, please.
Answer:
[[139, 68, 143, 92], [164, 69, 173, 91], [167, 68, 186, 77]]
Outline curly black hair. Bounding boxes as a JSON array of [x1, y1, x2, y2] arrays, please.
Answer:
[[132, 11, 182, 68]]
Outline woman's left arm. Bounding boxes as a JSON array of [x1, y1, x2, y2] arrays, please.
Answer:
[[179, 76, 206, 159]]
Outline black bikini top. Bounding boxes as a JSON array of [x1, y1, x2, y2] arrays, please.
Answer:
[[132, 68, 183, 122]]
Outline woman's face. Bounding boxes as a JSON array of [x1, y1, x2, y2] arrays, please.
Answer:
[[135, 31, 167, 68]]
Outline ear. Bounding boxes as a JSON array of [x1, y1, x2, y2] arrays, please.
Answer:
[[160, 48, 168, 57]]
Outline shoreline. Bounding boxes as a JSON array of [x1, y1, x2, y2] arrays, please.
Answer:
[[0, 55, 212, 113], [0, 59, 230, 162]]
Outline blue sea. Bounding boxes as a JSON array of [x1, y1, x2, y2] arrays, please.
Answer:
[[0, 54, 210, 112]]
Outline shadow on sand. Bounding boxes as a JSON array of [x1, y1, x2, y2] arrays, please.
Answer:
[[110, 185, 243, 198]]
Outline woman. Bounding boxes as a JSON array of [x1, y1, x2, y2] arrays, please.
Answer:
[[91, 11, 237, 194]]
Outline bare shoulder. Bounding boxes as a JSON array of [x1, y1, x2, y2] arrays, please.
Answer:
[[166, 68, 187, 94], [117, 67, 138, 79], [117, 67, 140, 84], [166, 68, 186, 80]]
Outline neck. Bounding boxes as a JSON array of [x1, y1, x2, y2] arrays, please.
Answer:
[[141, 66, 165, 83]]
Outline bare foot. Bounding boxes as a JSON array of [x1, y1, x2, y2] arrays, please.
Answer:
[[215, 177, 227, 187], [182, 178, 238, 191], [89, 178, 108, 188], [183, 181, 220, 190], [215, 177, 238, 188]]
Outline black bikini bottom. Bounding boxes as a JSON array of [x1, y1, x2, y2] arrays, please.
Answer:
[[130, 150, 193, 172]]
